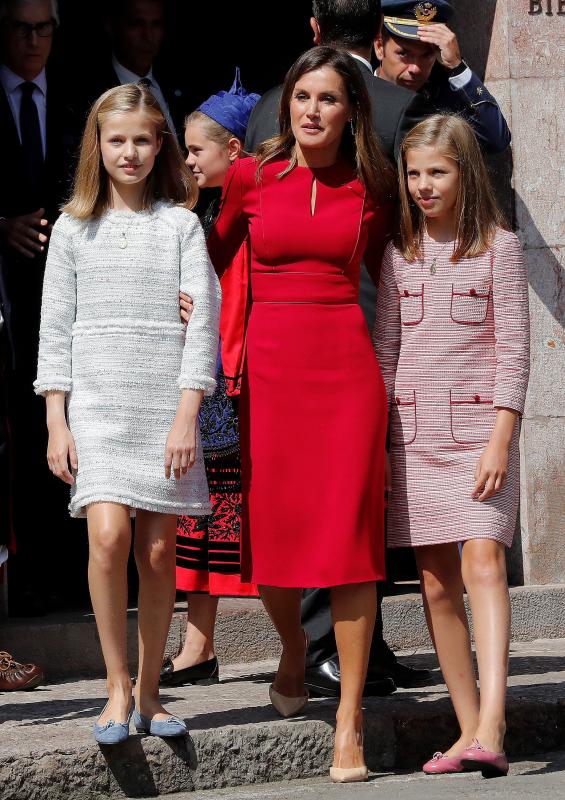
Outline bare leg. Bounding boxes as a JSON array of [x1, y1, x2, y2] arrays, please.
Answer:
[[461, 539, 510, 753], [86, 502, 132, 725], [134, 510, 177, 720], [416, 544, 479, 756], [330, 581, 376, 770], [173, 594, 219, 670], [259, 585, 306, 697]]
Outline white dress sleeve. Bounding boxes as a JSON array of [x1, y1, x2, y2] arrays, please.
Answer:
[[178, 211, 221, 395], [34, 214, 77, 396]]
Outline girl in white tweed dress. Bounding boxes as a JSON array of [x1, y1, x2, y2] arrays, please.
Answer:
[[374, 116, 529, 777], [35, 85, 220, 743]]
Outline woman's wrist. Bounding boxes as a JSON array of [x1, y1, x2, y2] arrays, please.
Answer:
[[47, 417, 69, 433]]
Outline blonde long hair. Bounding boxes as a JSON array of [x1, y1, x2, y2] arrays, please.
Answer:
[[256, 46, 396, 203], [184, 110, 239, 148], [64, 83, 198, 218], [397, 114, 507, 262]]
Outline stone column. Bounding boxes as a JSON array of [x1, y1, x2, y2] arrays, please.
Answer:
[[455, 1, 565, 584]]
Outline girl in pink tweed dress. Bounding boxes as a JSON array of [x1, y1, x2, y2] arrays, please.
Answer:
[[374, 116, 529, 778]]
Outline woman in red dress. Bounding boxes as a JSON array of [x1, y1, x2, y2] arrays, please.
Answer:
[[208, 47, 395, 782]]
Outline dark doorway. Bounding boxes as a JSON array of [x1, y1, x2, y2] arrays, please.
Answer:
[[57, 0, 314, 117]]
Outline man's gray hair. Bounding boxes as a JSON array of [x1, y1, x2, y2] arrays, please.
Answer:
[[0, 0, 60, 25]]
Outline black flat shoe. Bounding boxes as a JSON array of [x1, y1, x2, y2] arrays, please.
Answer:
[[305, 658, 397, 699], [368, 660, 432, 689], [159, 655, 219, 687]]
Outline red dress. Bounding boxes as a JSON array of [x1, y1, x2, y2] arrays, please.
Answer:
[[208, 157, 391, 588]]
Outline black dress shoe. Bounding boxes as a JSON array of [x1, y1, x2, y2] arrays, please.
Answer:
[[305, 658, 396, 698], [159, 655, 219, 687], [368, 660, 432, 689]]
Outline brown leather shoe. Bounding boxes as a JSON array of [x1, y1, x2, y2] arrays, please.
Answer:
[[0, 651, 44, 691]]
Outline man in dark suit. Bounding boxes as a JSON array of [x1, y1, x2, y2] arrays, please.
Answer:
[[244, 0, 432, 697], [0, 0, 78, 615], [82, 0, 187, 138]]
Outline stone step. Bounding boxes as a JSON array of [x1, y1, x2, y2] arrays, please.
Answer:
[[1, 639, 565, 800], [2, 584, 565, 679]]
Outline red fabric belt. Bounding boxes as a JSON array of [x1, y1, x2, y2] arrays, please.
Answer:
[[251, 271, 358, 305]]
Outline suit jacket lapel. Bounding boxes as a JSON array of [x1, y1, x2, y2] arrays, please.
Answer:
[[0, 84, 23, 154]]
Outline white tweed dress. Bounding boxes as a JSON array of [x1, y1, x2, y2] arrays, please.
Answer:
[[373, 229, 530, 548], [34, 202, 221, 518]]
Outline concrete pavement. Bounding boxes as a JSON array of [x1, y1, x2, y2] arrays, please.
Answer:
[[1, 638, 564, 799], [183, 752, 565, 800]]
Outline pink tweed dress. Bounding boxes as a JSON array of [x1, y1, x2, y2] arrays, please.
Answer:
[[373, 228, 530, 548]]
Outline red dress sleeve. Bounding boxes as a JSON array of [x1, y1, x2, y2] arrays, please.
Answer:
[[207, 158, 252, 279], [363, 200, 394, 285]]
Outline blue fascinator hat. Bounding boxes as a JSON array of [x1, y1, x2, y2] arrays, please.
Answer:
[[197, 68, 261, 142]]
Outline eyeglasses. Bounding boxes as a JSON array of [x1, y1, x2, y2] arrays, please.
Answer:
[[9, 19, 58, 39]]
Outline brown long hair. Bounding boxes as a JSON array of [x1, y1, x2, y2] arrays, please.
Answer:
[[256, 46, 395, 203], [64, 83, 198, 219], [397, 114, 507, 262]]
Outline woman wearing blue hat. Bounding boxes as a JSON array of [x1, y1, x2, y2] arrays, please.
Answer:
[[160, 71, 261, 689]]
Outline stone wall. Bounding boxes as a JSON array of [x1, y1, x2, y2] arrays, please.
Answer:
[[455, 1, 565, 584]]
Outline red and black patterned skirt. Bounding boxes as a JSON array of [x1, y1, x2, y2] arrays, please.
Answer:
[[175, 447, 258, 597]]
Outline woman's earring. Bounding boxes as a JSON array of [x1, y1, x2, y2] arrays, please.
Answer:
[[350, 118, 356, 137]]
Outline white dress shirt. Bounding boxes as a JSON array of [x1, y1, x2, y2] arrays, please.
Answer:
[[0, 64, 47, 157], [349, 53, 374, 74], [112, 55, 176, 136]]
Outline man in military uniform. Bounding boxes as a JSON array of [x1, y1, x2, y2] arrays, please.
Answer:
[[375, 0, 511, 152]]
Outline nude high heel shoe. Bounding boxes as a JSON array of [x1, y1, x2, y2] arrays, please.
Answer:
[[268, 684, 309, 718], [269, 629, 309, 718], [329, 765, 369, 783], [330, 727, 368, 783]]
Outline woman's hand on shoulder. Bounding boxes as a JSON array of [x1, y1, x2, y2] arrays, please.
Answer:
[[179, 292, 194, 325], [47, 421, 78, 485]]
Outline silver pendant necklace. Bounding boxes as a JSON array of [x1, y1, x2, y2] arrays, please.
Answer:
[[424, 228, 455, 274], [119, 221, 134, 249], [116, 215, 135, 249]]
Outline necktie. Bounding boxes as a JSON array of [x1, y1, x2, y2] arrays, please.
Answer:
[[137, 78, 176, 135], [19, 81, 44, 185]]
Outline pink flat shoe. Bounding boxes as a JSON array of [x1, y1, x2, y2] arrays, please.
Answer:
[[422, 751, 465, 775], [460, 738, 509, 778]]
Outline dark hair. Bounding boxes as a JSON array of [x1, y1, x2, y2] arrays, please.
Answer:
[[256, 46, 395, 204], [105, 0, 165, 22], [312, 0, 382, 50]]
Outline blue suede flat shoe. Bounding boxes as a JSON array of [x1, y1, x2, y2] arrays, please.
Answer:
[[133, 708, 188, 738], [93, 698, 133, 744]]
